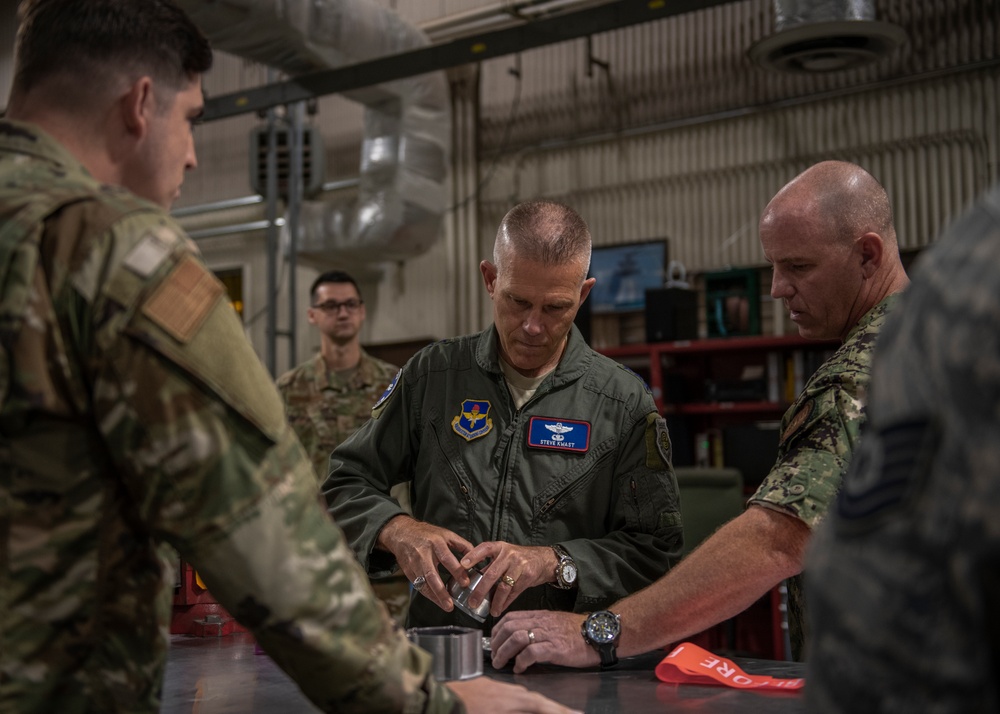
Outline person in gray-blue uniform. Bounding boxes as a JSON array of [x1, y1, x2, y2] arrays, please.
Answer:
[[806, 182, 1000, 712], [326, 200, 683, 630]]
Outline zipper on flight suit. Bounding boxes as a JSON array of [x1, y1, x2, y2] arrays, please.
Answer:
[[489, 374, 545, 543], [429, 424, 474, 506], [631, 477, 644, 530]]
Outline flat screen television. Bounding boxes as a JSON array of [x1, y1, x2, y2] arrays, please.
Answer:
[[587, 239, 668, 315]]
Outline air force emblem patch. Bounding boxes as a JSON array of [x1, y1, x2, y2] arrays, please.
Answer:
[[527, 417, 590, 452], [374, 369, 401, 410], [452, 399, 494, 441]]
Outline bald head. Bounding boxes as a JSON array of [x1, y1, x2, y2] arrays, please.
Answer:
[[494, 201, 592, 285], [763, 160, 897, 250], [761, 161, 909, 341]]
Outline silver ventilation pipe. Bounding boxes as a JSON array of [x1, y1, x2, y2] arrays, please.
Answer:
[[749, 0, 907, 73], [178, 0, 450, 262]]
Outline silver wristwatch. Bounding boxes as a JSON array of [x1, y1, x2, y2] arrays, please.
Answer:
[[551, 544, 578, 589]]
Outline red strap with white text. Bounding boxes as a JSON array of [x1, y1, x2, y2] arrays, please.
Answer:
[[655, 642, 804, 691]]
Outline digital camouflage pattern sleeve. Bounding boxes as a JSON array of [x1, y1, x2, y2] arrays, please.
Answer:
[[747, 294, 899, 660], [807, 184, 1000, 712]]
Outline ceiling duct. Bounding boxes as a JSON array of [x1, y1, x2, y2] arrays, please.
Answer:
[[748, 0, 907, 73], [178, 0, 450, 262]]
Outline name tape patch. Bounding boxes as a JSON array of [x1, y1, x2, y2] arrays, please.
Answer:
[[527, 417, 590, 452]]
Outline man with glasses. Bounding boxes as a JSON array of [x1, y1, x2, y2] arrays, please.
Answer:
[[279, 271, 399, 483], [278, 270, 410, 622]]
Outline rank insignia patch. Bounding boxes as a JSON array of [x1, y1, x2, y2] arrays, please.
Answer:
[[527, 417, 590, 452], [452, 399, 493, 441]]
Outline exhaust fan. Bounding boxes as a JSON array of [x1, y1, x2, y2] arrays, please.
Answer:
[[749, 0, 906, 73]]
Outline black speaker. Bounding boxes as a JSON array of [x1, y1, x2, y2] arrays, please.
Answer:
[[645, 287, 698, 343]]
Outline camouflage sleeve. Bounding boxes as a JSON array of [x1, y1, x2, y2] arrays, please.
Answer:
[[326, 366, 412, 578], [748, 380, 865, 529], [82, 216, 460, 714], [276, 365, 327, 481]]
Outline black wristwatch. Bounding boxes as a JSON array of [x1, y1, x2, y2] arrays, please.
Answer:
[[551, 544, 577, 589], [581, 610, 621, 668]]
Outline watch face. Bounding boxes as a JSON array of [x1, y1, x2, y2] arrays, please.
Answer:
[[560, 561, 577, 584], [586, 611, 620, 644]]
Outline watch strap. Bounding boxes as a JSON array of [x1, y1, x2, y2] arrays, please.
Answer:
[[597, 643, 618, 668]]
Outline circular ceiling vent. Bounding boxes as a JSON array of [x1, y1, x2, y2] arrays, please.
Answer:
[[748, 19, 907, 73]]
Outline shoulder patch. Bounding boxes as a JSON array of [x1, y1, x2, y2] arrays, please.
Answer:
[[142, 255, 223, 343], [372, 369, 401, 415], [781, 399, 814, 445], [123, 230, 174, 278], [835, 417, 937, 533], [646, 413, 671, 468]]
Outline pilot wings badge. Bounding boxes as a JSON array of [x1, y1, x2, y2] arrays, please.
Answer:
[[452, 399, 494, 441]]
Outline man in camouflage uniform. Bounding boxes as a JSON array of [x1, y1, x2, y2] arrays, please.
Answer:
[[278, 270, 400, 483], [277, 270, 410, 623], [491, 161, 910, 672], [0, 2, 575, 713], [806, 183, 1000, 711]]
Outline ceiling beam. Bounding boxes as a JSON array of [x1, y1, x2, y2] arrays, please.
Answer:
[[202, 0, 736, 122]]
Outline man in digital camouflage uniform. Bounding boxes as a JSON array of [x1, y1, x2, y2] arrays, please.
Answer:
[[326, 200, 684, 632], [806, 182, 1000, 711], [277, 269, 410, 623], [0, 2, 575, 713], [490, 161, 910, 672]]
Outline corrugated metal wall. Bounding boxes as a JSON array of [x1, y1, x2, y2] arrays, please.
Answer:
[[481, 72, 996, 268], [4, 0, 996, 351], [464, 0, 999, 332]]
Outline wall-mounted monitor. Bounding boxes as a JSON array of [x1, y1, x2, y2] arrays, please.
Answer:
[[587, 239, 668, 315]]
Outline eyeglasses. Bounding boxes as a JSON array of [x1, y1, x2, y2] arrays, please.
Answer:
[[312, 299, 363, 313]]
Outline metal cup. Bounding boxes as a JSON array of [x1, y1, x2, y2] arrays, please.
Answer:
[[447, 567, 491, 622], [406, 625, 483, 681]]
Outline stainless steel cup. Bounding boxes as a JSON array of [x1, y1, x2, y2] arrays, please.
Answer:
[[406, 626, 483, 680], [446, 567, 491, 622]]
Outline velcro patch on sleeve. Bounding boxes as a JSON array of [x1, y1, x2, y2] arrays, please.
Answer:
[[781, 399, 814, 445], [834, 417, 937, 533], [141, 255, 224, 343], [122, 229, 175, 278], [646, 413, 672, 468]]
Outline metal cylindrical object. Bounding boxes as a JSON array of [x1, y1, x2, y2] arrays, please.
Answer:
[[447, 568, 492, 622], [406, 626, 483, 681]]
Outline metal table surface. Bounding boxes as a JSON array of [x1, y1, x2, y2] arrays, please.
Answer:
[[162, 633, 805, 713]]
